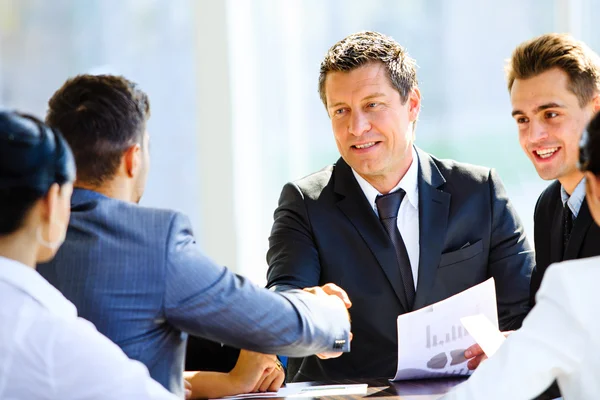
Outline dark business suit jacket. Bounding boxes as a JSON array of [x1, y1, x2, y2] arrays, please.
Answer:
[[266, 147, 533, 382], [37, 189, 351, 397], [531, 180, 600, 305], [185, 337, 239, 372]]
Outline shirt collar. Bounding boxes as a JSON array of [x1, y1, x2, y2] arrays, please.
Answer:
[[72, 187, 109, 206], [0, 255, 77, 318], [352, 146, 419, 213], [561, 177, 586, 218]]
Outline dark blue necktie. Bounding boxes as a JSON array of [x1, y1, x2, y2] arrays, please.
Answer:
[[563, 203, 573, 256], [376, 189, 415, 309]]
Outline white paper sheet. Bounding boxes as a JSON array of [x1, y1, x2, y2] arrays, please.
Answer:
[[460, 314, 506, 357], [392, 278, 498, 381], [212, 383, 368, 399], [278, 383, 368, 397]]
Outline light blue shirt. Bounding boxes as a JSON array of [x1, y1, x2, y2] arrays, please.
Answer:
[[560, 178, 586, 218]]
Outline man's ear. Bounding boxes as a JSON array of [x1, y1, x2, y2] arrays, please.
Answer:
[[592, 94, 600, 113], [408, 87, 421, 122], [123, 144, 142, 178]]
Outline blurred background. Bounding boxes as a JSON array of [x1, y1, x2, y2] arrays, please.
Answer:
[[0, 0, 596, 283]]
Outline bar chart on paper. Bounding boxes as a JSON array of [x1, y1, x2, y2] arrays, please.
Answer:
[[425, 324, 470, 348], [392, 279, 498, 381]]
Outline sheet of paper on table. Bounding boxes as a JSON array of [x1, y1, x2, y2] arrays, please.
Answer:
[[212, 383, 368, 399], [392, 278, 498, 381]]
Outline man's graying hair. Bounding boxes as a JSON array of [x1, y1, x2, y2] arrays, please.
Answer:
[[318, 31, 418, 108]]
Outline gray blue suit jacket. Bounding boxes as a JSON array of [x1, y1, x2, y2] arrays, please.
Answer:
[[38, 189, 350, 397]]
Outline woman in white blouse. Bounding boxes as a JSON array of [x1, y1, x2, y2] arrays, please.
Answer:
[[445, 113, 600, 399], [0, 111, 178, 400]]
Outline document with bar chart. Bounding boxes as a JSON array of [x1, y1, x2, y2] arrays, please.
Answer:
[[391, 278, 498, 381]]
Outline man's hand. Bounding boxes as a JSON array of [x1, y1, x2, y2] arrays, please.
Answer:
[[303, 283, 353, 359], [465, 330, 513, 370], [304, 283, 352, 309], [229, 350, 283, 393]]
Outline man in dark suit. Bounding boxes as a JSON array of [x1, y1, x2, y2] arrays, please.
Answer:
[[36, 74, 352, 398], [507, 33, 600, 305], [266, 31, 533, 382]]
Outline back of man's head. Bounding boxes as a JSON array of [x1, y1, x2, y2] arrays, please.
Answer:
[[506, 33, 600, 107], [46, 74, 150, 188], [318, 31, 418, 108]]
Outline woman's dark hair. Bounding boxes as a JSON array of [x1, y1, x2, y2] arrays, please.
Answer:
[[0, 111, 76, 234], [579, 112, 600, 175]]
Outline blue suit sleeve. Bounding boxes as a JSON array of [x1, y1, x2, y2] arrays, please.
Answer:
[[162, 213, 351, 356]]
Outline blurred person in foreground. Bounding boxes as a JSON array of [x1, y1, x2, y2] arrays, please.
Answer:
[[0, 111, 179, 399], [37, 74, 351, 399], [444, 107, 600, 400]]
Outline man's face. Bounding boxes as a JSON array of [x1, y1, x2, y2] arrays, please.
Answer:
[[511, 68, 597, 182], [324, 62, 420, 190]]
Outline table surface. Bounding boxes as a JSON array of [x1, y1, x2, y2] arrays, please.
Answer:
[[266, 377, 465, 400]]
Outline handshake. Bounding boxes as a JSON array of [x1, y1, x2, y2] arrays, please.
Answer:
[[303, 283, 353, 360], [183, 283, 354, 399]]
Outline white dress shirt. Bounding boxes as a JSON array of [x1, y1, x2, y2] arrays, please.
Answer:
[[352, 146, 420, 288], [443, 257, 600, 399], [0, 256, 178, 400]]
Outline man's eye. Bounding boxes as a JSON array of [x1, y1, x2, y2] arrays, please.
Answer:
[[335, 108, 346, 115], [516, 117, 529, 124], [367, 102, 378, 108], [546, 111, 558, 119]]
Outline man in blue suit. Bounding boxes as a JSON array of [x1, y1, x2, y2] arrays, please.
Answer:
[[37, 74, 351, 398]]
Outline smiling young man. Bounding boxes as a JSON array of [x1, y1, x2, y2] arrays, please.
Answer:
[[462, 33, 600, 399], [265, 31, 534, 382], [507, 34, 600, 306]]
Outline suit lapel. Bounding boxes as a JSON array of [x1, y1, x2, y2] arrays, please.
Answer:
[[565, 198, 593, 260], [334, 158, 410, 311], [413, 149, 451, 310]]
